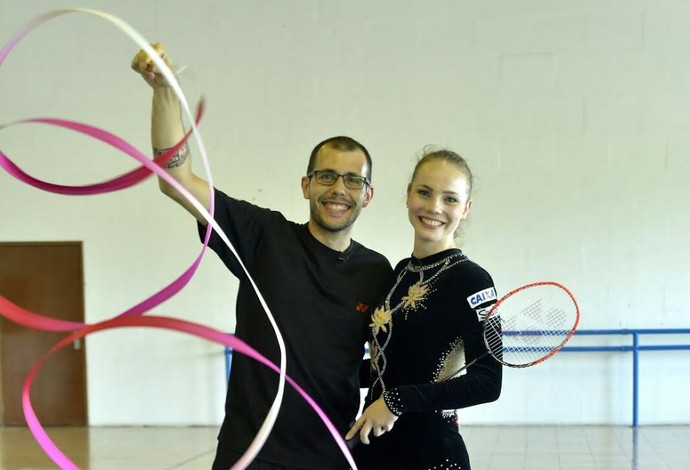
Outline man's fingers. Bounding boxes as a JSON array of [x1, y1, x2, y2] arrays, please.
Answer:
[[130, 50, 145, 71], [130, 43, 170, 74]]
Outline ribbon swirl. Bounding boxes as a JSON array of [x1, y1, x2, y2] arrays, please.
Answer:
[[0, 8, 357, 470]]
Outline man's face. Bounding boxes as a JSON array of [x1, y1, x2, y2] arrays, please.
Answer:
[[301, 146, 373, 233]]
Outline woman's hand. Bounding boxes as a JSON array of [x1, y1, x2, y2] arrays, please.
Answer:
[[345, 397, 398, 445]]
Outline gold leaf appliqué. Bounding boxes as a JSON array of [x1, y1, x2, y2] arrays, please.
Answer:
[[369, 306, 392, 335], [402, 281, 429, 310]]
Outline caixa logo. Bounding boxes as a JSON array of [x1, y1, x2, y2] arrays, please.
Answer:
[[466, 287, 496, 308]]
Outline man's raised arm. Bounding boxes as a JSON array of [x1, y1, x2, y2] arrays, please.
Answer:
[[131, 43, 211, 224]]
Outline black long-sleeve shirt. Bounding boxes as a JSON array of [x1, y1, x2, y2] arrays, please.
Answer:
[[357, 248, 502, 469]]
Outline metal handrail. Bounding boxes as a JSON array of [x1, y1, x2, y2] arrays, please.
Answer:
[[224, 328, 690, 427], [560, 328, 690, 427]]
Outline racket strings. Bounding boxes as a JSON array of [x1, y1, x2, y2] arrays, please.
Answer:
[[485, 284, 578, 367], [484, 317, 503, 360]]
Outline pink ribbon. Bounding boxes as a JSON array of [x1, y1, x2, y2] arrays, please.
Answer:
[[0, 7, 357, 470], [0, 103, 203, 196], [10, 309, 350, 470]]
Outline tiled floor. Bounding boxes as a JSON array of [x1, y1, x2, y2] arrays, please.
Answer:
[[462, 426, 690, 470], [0, 425, 688, 469]]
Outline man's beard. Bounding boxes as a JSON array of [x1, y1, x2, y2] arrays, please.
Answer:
[[310, 202, 361, 233]]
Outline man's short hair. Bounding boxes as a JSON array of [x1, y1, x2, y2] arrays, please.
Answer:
[[307, 136, 373, 182]]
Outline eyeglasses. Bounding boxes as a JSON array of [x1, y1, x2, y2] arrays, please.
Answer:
[[307, 170, 370, 190]]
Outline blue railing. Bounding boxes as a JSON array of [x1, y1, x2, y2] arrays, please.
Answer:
[[225, 345, 232, 384], [561, 328, 690, 427], [224, 328, 690, 427]]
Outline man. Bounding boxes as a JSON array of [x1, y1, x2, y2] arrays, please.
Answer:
[[131, 44, 392, 469]]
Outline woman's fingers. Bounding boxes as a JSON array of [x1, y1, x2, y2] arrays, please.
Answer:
[[359, 421, 373, 445]]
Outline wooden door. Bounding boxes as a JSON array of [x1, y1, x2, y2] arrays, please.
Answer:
[[0, 242, 88, 425]]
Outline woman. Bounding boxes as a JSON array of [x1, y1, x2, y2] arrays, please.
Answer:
[[346, 148, 502, 469]]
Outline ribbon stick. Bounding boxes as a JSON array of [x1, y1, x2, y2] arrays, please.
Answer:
[[0, 7, 358, 470]]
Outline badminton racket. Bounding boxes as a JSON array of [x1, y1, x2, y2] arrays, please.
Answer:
[[440, 281, 580, 381]]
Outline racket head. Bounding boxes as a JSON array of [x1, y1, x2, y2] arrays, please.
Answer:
[[483, 281, 580, 368]]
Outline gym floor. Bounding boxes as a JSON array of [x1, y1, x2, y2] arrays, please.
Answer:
[[1, 425, 688, 469]]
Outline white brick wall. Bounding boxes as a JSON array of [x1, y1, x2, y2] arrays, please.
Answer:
[[0, 0, 688, 426]]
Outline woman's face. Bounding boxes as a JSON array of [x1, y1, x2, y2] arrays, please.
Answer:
[[406, 159, 472, 253]]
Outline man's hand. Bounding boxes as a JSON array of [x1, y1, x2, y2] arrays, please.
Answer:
[[345, 397, 398, 445], [130, 42, 173, 88]]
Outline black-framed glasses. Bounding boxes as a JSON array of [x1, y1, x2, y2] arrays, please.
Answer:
[[307, 170, 370, 190]]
